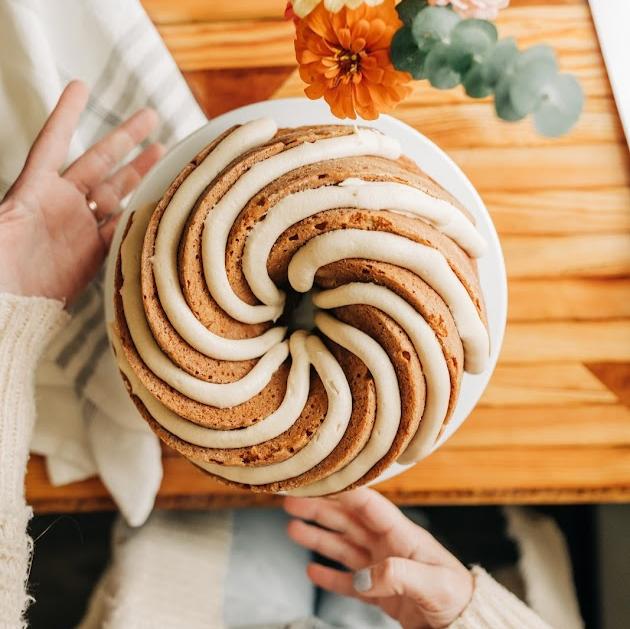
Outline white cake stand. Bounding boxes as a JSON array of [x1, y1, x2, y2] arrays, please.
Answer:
[[105, 97, 508, 486]]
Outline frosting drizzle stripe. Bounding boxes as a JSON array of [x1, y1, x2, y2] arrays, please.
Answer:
[[288, 229, 489, 374], [202, 129, 401, 324], [314, 282, 451, 463]]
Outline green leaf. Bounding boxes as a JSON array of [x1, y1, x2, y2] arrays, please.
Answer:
[[391, 26, 429, 79], [463, 63, 493, 98], [411, 6, 460, 51], [446, 20, 497, 74], [480, 37, 518, 86], [509, 45, 559, 117], [396, 0, 429, 27], [494, 75, 526, 121], [451, 19, 497, 55], [426, 42, 461, 89], [517, 44, 557, 69], [533, 73, 583, 136]]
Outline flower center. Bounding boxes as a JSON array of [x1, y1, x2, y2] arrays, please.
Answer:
[[336, 49, 360, 76]]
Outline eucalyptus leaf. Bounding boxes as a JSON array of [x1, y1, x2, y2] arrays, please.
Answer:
[[391, 26, 429, 79], [517, 44, 557, 69], [446, 20, 497, 74], [451, 19, 497, 55], [396, 0, 429, 27], [463, 63, 493, 98], [426, 42, 461, 89], [533, 73, 583, 136], [411, 6, 460, 51], [480, 37, 518, 86], [510, 46, 559, 117], [494, 75, 526, 121]]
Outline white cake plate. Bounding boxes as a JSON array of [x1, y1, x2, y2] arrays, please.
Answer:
[[105, 97, 508, 486]]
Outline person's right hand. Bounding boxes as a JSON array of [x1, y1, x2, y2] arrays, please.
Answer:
[[284, 487, 474, 629]]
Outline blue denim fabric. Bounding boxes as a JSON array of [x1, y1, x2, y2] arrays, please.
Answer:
[[223, 508, 401, 628]]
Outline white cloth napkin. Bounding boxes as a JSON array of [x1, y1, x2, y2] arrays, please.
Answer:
[[589, 0, 630, 149], [0, 0, 206, 526]]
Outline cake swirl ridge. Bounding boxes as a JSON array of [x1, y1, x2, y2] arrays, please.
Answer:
[[112, 117, 490, 495]]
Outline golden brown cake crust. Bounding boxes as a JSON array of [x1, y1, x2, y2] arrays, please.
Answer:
[[112, 122, 488, 493]]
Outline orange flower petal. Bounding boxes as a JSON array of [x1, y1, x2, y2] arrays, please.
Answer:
[[294, 0, 409, 120]]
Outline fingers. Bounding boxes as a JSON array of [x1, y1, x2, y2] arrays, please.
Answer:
[[64, 107, 159, 194], [336, 488, 410, 537], [86, 142, 164, 217], [98, 212, 122, 250], [284, 496, 359, 534], [287, 519, 369, 570], [337, 488, 444, 562], [26, 80, 89, 172], [307, 563, 358, 598], [355, 557, 454, 606], [354, 558, 474, 626], [284, 496, 373, 548]]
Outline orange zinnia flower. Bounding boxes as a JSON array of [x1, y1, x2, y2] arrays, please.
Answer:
[[294, 0, 412, 120]]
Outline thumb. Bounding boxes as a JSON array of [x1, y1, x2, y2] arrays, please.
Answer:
[[353, 558, 473, 627], [353, 557, 437, 601]]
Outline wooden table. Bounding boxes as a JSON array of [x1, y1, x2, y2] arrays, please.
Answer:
[[26, 0, 630, 512]]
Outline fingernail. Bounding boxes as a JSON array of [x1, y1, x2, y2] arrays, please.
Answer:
[[353, 568, 372, 592]]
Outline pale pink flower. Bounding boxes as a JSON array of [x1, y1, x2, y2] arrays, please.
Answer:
[[428, 0, 509, 20]]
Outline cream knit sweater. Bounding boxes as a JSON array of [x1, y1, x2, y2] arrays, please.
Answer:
[[0, 293, 551, 629]]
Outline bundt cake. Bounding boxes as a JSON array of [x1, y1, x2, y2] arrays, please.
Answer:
[[110, 118, 489, 497]]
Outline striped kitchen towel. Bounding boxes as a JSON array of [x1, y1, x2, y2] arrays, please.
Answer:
[[0, 0, 206, 525]]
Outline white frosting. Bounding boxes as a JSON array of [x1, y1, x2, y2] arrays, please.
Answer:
[[193, 335, 353, 484], [120, 202, 289, 408], [287, 229, 489, 374], [202, 129, 402, 324], [243, 181, 484, 306], [314, 283, 450, 463], [151, 118, 286, 361], [113, 330, 313, 447], [287, 312, 401, 497], [116, 119, 490, 493]]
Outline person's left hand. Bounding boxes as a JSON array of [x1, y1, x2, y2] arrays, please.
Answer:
[[0, 80, 164, 304]]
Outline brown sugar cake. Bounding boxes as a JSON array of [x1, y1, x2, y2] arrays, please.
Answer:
[[110, 118, 489, 497]]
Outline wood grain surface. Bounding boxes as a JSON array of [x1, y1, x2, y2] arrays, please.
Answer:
[[25, 0, 630, 510]]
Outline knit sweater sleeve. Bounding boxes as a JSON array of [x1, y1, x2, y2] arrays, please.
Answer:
[[449, 567, 553, 629], [0, 293, 69, 629]]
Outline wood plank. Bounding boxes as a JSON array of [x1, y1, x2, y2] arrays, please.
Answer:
[[508, 279, 630, 321], [25, 444, 630, 512], [495, 5, 596, 52], [502, 234, 630, 278], [450, 144, 630, 191], [485, 188, 630, 235], [141, 0, 586, 24], [393, 97, 623, 149], [501, 321, 630, 363], [376, 447, 630, 503], [587, 363, 630, 408], [143, 0, 285, 23], [155, 4, 605, 82], [183, 68, 294, 118], [155, 19, 295, 70], [450, 404, 630, 447], [480, 363, 618, 406]]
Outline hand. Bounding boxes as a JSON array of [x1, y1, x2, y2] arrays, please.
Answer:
[[0, 80, 164, 304], [284, 487, 474, 629]]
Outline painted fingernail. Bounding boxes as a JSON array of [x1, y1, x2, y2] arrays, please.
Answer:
[[353, 568, 372, 592]]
